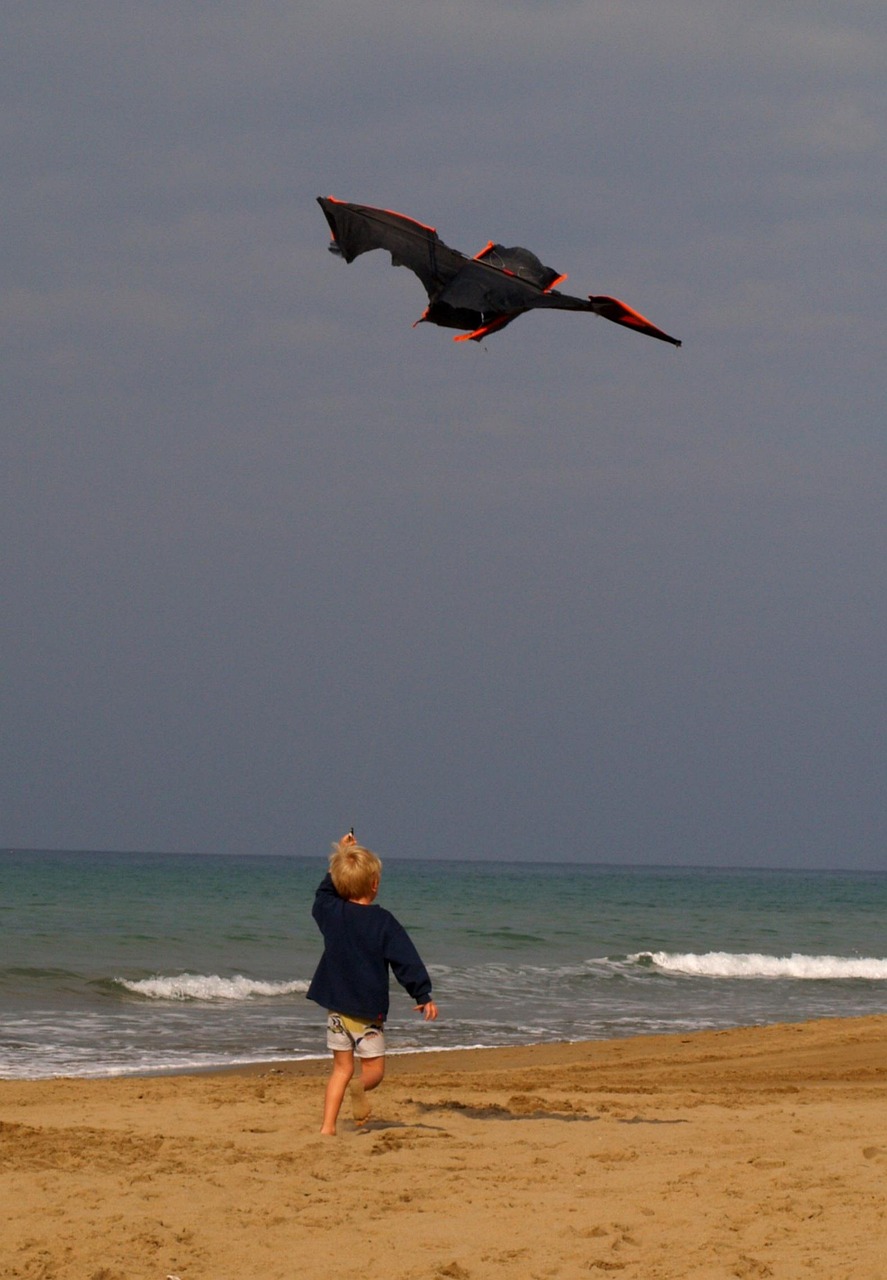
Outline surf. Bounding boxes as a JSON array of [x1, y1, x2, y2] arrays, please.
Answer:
[[115, 974, 310, 1001], [633, 952, 887, 981]]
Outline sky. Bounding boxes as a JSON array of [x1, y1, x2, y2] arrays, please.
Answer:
[[3, 1, 885, 869]]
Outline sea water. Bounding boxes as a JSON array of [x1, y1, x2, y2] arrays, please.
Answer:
[[2, 850, 887, 1079]]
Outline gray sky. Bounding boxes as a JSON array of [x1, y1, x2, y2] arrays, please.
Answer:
[[3, 1, 885, 868]]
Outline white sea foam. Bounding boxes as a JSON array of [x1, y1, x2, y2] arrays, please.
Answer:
[[116, 973, 310, 1001], [635, 952, 887, 981]]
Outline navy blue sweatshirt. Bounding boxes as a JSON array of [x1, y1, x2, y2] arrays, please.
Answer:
[[306, 874, 432, 1022]]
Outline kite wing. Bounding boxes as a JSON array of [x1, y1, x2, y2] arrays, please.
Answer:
[[318, 196, 681, 347], [317, 196, 467, 301]]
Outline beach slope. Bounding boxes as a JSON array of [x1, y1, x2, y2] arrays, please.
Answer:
[[3, 1016, 887, 1279]]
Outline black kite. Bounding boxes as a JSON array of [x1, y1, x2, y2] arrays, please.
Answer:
[[318, 196, 681, 347]]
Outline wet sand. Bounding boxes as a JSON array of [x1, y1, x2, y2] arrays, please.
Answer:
[[3, 1016, 887, 1279]]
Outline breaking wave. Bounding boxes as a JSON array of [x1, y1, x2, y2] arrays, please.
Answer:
[[634, 952, 887, 981], [115, 973, 310, 1002]]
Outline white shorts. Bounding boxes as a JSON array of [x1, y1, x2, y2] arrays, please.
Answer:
[[326, 1012, 386, 1059]]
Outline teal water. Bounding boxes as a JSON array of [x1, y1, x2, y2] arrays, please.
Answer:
[[2, 850, 887, 1078]]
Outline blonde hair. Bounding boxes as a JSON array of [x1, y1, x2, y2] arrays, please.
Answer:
[[329, 840, 382, 900]]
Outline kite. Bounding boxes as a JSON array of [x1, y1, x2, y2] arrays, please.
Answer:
[[317, 196, 681, 347]]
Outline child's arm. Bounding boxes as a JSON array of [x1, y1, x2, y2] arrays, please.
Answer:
[[386, 920, 438, 1016], [311, 833, 355, 920]]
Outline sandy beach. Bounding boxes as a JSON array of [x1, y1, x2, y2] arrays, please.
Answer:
[[3, 1016, 887, 1279]]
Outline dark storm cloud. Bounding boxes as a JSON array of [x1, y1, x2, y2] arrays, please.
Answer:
[[2, 1, 884, 867]]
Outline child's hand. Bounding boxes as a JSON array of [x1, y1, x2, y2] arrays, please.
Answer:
[[415, 1001, 438, 1021], [341, 831, 356, 846]]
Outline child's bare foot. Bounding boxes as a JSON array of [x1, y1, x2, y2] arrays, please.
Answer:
[[350, 1077, 371, 1125]]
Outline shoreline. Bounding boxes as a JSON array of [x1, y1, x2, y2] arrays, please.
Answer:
[[11, 1005, 887, 1084], [4, 1015, 887, 1279], [196, 1009, 887, 1079]]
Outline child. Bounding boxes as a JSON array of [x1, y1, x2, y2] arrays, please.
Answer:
[[307, 832, 438, 1135]]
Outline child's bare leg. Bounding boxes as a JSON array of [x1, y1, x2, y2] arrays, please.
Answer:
[[321, 1049, 354, 1135], [362, 1055, 385, 1092], [350, 1055, 385, 1124]]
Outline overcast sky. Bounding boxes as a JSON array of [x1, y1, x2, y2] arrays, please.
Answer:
[[3, 1, 885, 868]]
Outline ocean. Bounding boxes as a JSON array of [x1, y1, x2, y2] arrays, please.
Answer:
[[2, 850, 887, 1079]]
